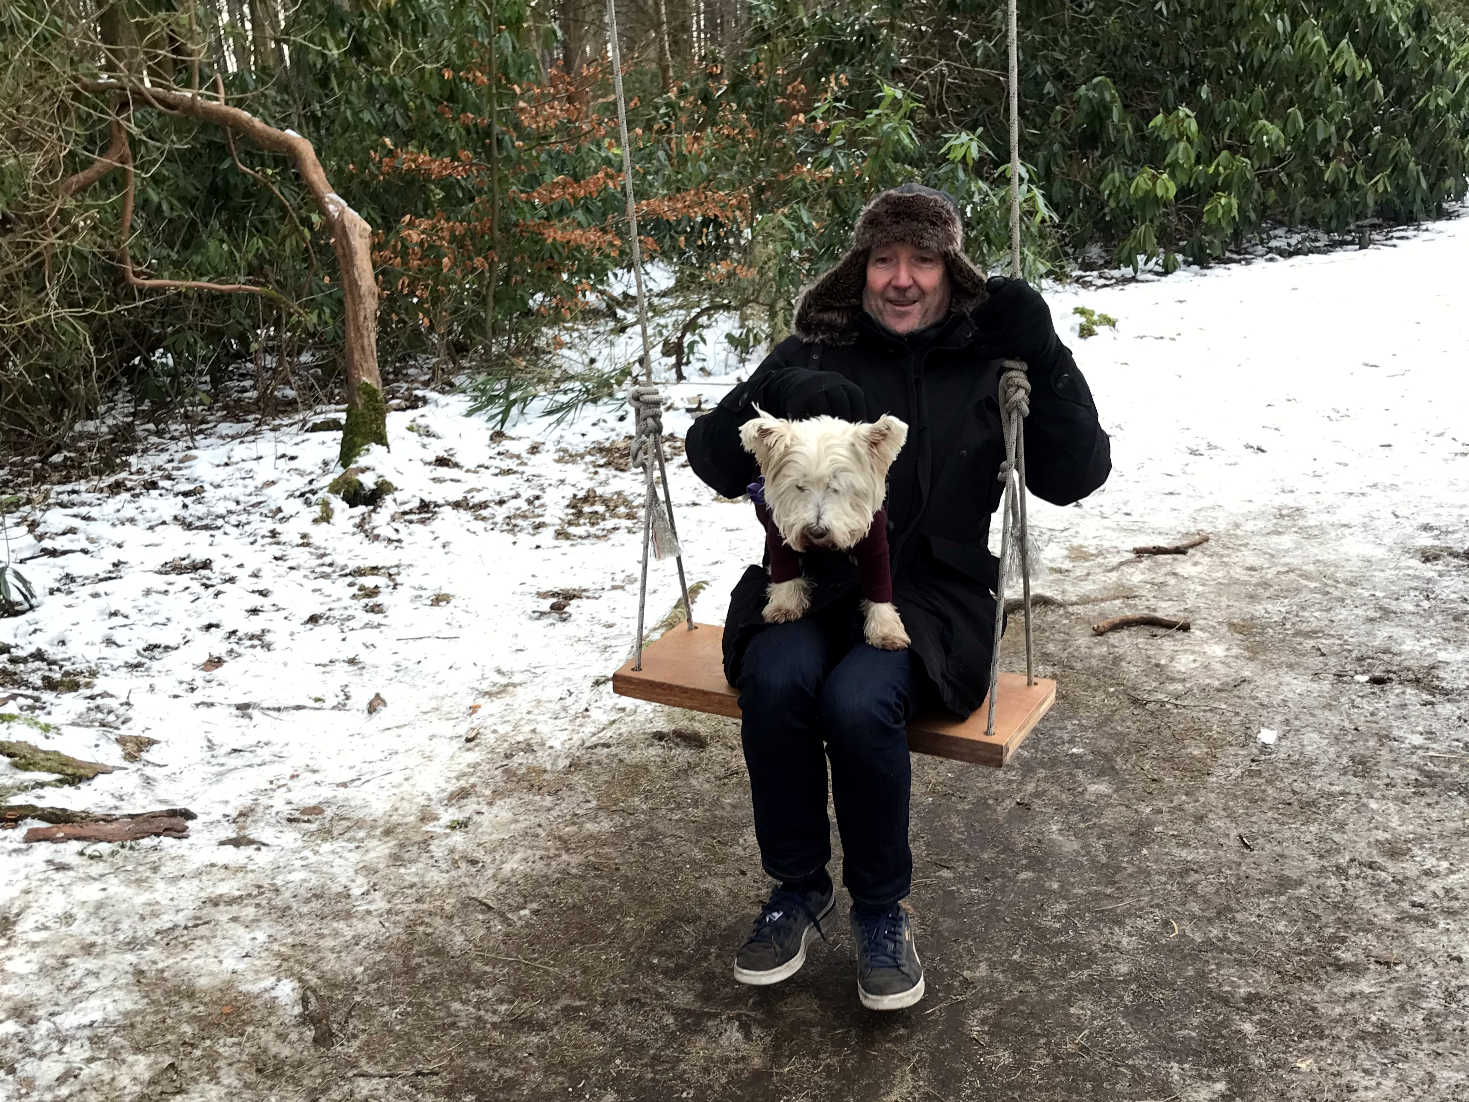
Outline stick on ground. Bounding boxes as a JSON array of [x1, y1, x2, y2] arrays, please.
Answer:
[[1, 805, 195, 828], [23, 815, 192, 844], [1092, 614, 1192, 636], [1132, 534, 1210, 556]]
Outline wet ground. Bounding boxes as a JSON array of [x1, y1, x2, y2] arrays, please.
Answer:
[[113, 510, 1465, 1102]]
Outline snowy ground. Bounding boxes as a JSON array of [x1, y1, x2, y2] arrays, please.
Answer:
[[2, 212, 1467, 1101]]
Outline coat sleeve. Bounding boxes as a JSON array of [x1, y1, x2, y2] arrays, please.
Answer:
[[685, 336, 807, 499], [1019, 334, 1111, 506]]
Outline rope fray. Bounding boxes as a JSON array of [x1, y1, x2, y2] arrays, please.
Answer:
[[986, 353, 1037, 727], [628, 383, 680, 561]]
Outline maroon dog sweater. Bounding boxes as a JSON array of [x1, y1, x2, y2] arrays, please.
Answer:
[[748, 478, 893, 603]]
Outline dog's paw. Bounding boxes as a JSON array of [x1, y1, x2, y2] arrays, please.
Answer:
[[862, 600, 910, 650], [763, 578, 811, 623]]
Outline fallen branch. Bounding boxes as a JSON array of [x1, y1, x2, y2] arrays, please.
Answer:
[[2, 804, 195, 828], [18, 548, 87, 562], [350, 1068, 444, 1079], [1092, 614, 1191, 636], [1094, 896, 1147, 911], [191, 701, 345, 712], [0, 740, 115, 784], [1122, 691, 1233, 714], [24, 811, 193, 843], [1132, 534, 1210, 556]]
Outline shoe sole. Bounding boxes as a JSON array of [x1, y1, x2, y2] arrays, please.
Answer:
[[732, 896, 835, 986], [857, 973, 926, 1010]]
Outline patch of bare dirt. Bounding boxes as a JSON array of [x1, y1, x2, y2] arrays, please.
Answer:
[[78, 515, 1469, 1100]]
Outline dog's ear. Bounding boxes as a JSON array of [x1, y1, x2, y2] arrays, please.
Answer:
[[739, 413, 794, 470], [862, 415, 908, 474]]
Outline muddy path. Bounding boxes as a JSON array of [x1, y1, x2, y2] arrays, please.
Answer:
[[100, 509, 1465, 1102]]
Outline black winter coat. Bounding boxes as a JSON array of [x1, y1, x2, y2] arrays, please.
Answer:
[[686, 299, 1111, 718]]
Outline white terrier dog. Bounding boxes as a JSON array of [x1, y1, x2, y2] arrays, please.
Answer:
[[739, 410, 910, 650]]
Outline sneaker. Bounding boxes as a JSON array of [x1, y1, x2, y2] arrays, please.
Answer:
[[732, 882, 835, 986], [850, 904, 925, 1010]]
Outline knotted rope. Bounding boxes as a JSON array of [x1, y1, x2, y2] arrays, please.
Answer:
[[607, 0, 693, 670], [985, 360, 1036, 736], [981, 0, 1038, 736], [631, 383, 679, 562]]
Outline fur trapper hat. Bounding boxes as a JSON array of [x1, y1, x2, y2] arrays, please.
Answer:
[[793, 183, 990, 343]]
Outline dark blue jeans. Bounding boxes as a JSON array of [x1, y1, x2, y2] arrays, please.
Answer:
[[736, 617, 917, 909]]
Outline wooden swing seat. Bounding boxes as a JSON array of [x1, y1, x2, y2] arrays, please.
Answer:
[[612, 623, 1054, 767]]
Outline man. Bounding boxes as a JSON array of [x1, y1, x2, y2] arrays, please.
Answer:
[[683, 183, 1111, 1010]]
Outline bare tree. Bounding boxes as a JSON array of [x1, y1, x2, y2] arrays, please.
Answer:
[[65, 80, 385, 465]]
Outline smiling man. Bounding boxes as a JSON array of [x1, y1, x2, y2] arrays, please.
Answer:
[[862, 241, 952, 334], [684, 182, 1111, 1011]]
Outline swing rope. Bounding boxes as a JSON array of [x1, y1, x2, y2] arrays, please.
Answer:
[[983, 0, 1038, 737], [607, 0, 692, 671]]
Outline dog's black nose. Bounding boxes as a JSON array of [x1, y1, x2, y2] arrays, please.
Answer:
[[807, 524, 829, 541]]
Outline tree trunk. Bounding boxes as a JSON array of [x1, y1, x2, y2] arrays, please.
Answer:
[[247, 0, 281, 70], [326, 191, 385, 467], [560, 0, 584, 74], [486, 0, 501, 356], [73, 81, 385, 467], [655, 0, 674, 90], [97, 1, 145, 78], [223, 0, 249, 71]]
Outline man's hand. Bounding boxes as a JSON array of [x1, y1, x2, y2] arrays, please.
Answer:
[[973, 276, 1059, 370], [754, 368, 866, 421]]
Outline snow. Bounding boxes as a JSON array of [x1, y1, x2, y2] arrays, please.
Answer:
[[321, 191, 359, 221], [2, 209, 1467, 1097]]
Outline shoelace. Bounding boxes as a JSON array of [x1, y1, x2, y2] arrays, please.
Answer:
[[856, 909, 906, 969], [748, 890, 829, 945]]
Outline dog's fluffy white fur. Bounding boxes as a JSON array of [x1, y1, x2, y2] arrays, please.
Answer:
[[739, 410, 911, 650]]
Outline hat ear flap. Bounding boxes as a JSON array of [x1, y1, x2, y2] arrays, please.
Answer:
[[862, 415, 909, 475], [740, 412, 795, 471]]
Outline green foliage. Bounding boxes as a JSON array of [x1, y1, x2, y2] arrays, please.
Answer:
[[0, 713, 59, 734], [0, 494, 36, 615], [0, 564, 37, 615], [1072, 307, 1118, 339], [1025, 0, 1469, 269], [466, 354, 627, 432], [1, 0, 1466, 444]]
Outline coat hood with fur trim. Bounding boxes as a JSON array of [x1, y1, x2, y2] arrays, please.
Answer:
[[793, 183, 991, 344]]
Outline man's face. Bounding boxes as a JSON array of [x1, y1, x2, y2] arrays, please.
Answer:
[[862, 241, 952, 335]]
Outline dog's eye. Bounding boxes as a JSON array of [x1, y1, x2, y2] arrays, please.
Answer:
[[795, 484, 809, 493]]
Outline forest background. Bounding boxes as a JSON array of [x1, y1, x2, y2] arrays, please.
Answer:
[[2, 0, 1467, 461]]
